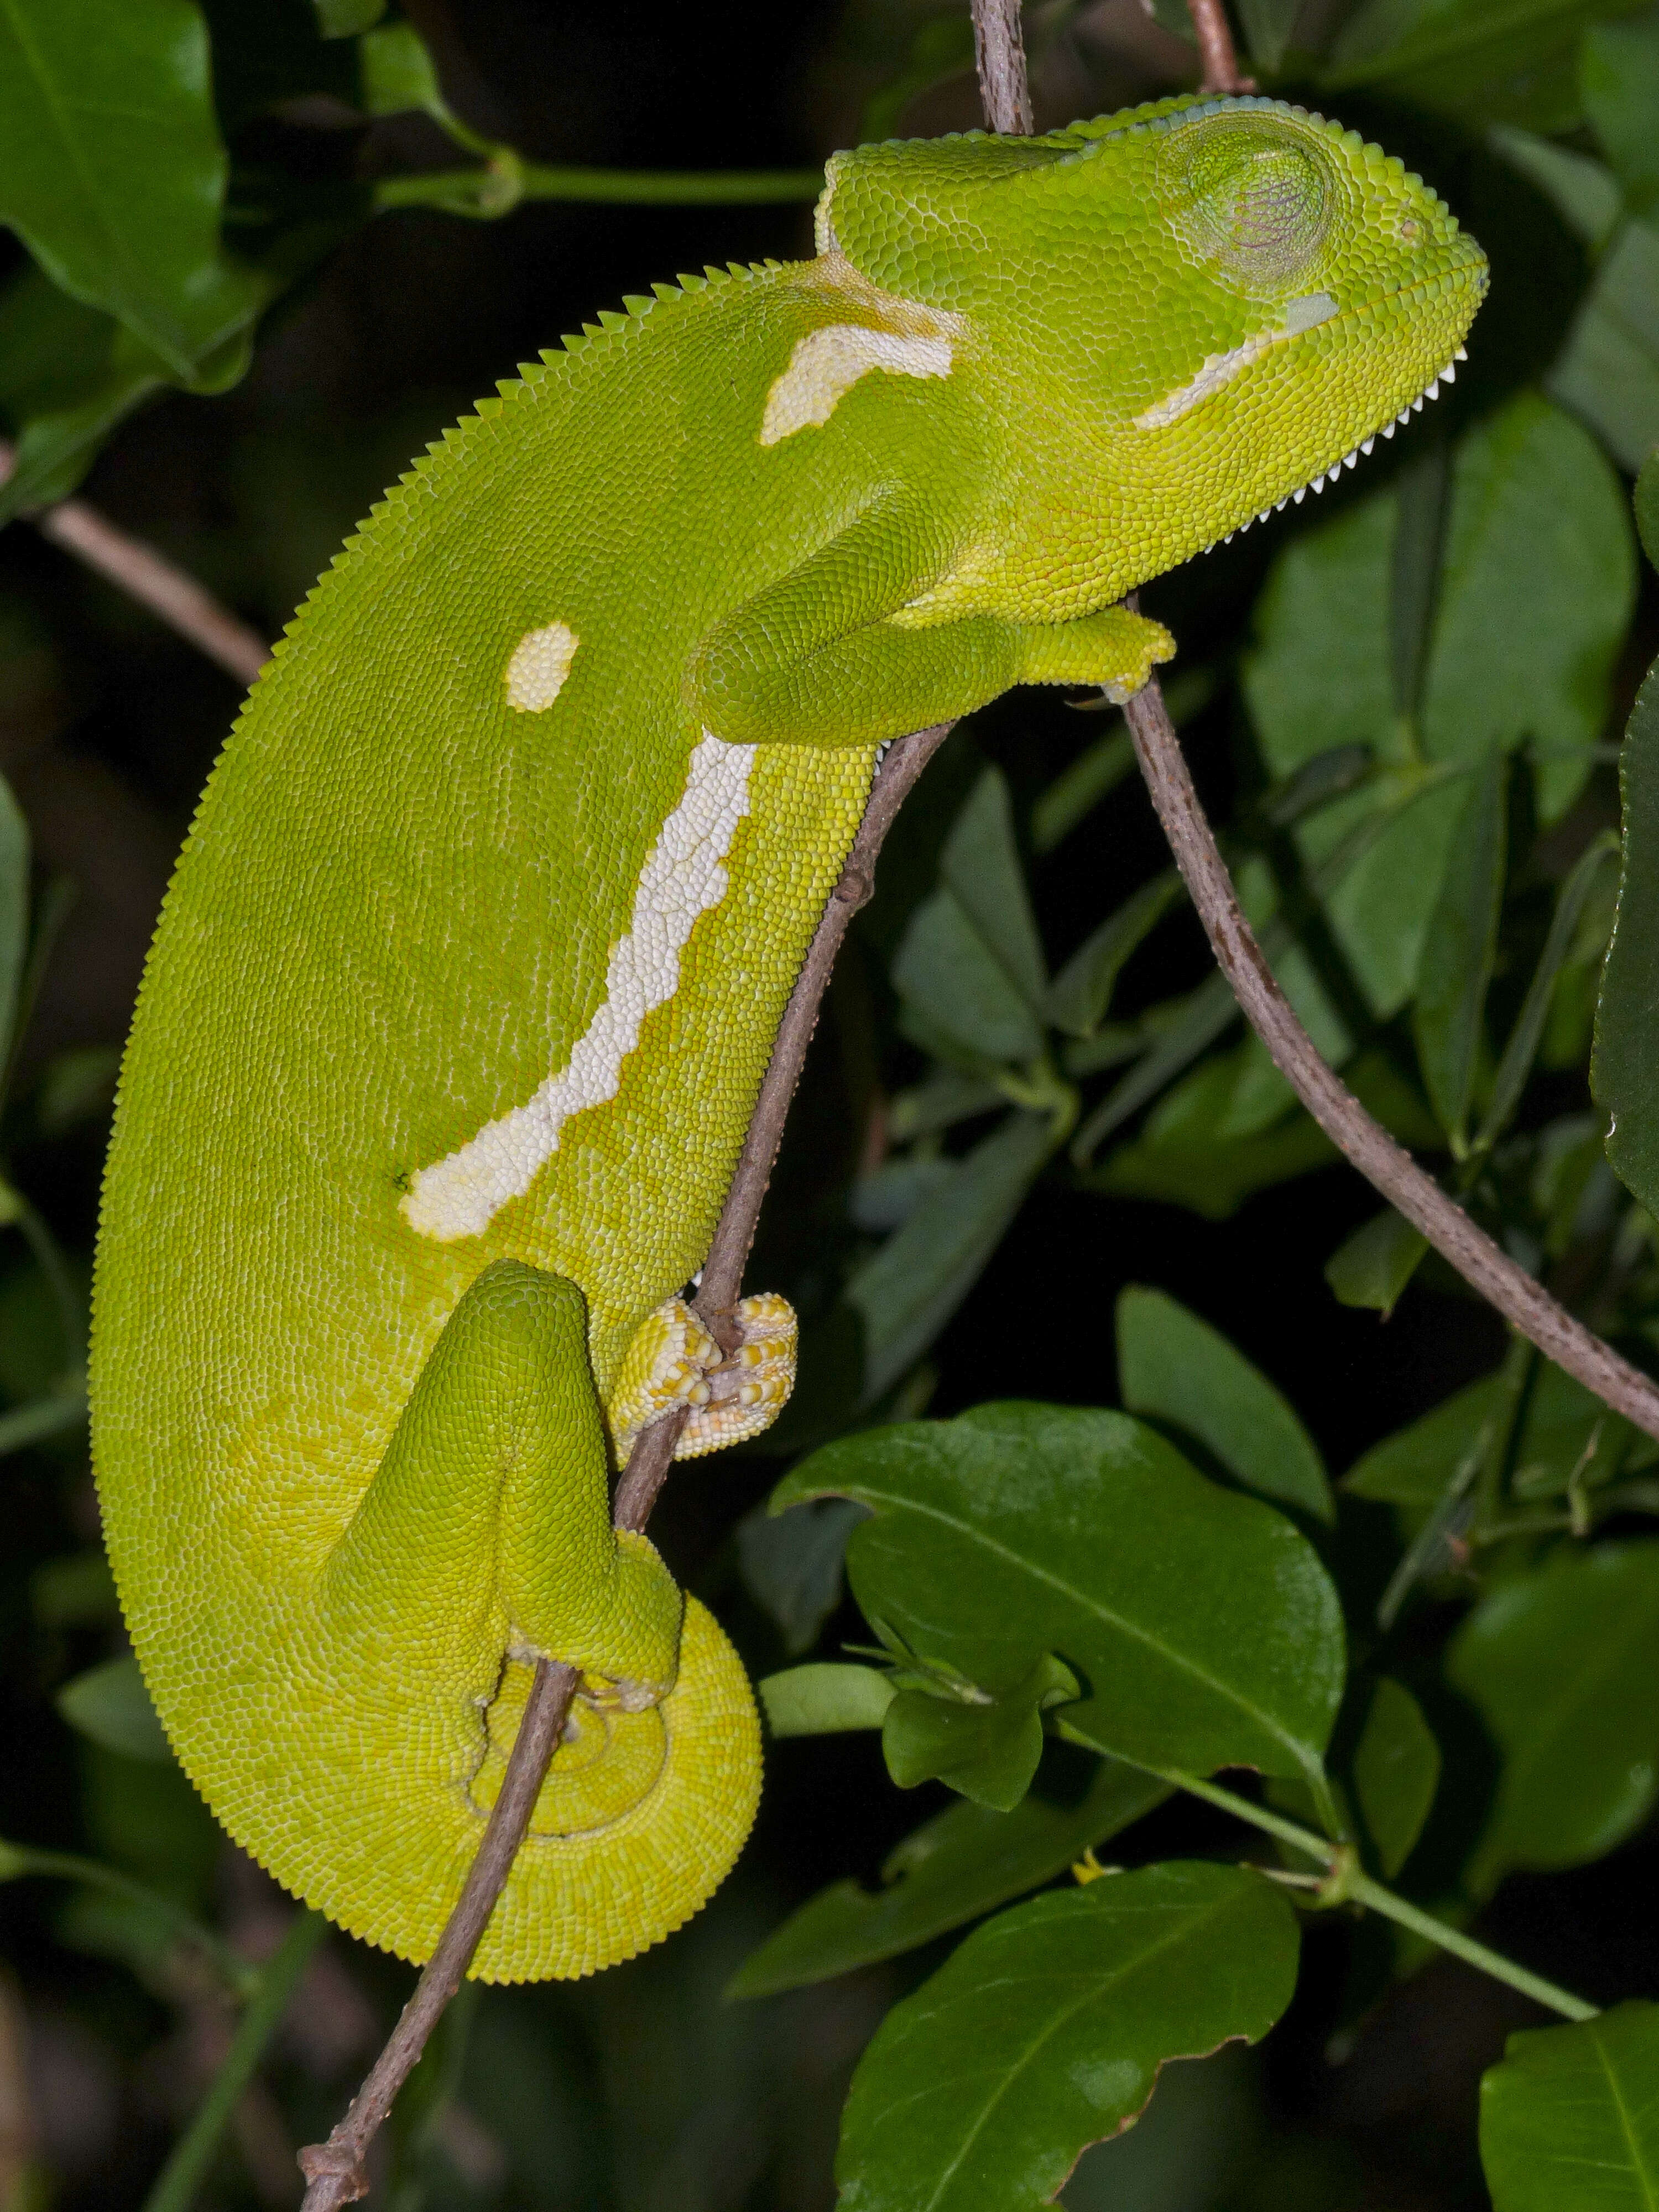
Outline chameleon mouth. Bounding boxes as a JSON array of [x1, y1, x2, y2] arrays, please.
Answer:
[[1202, 256, 1488, 550]]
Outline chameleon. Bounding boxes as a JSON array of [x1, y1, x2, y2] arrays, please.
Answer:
[[90, 93, 1486, 1983]]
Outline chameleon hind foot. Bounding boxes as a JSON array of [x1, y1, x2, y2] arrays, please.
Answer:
[[609, 1291, 797, 1463]]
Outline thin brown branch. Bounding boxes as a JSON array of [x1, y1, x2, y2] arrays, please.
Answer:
[[298, 720, 956, 2200], [0, 440, 271, 687], [1186, 0, 1256, 93], [1121, 682, 1659, 1443], [973, 0, 1033, 133], [298, 1660, 579, 2206]]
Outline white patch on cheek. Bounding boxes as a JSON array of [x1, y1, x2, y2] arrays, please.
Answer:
[[400, 734, 755, 1242], [504, 621, 579, 711], [760, 326, 953, 445], [1133, 291, 1339, 431]]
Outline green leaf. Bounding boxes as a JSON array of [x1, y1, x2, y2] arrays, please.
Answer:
[[1347, 1359, 1630, 1533], [1490, 125, 1623, 251], [1246, 399, 1635, 1013], [1479, 834, 1620, 1155], [1425, 395, 1633, 823], [1325, 1208, 1430, 1317], [737, 1495, 865, 1657], [1116, 1286, 1333, 1524], [56, 1655, 171, 1763], [775, 1402, 1345, 1793], [759, 1663, 895, 1736], [1413, 753, 1506, 1149], [1481, 2002, 1659, 2211], [731, 1756, 1170, 1997], [358, 19, 444, 116], [314, 0, 384, 32], [0, 768, 30, 1071], [1640, 447, 1659, 572], [1583, 8, 1659, 212], [883, 1655, 1080, 1813], [1448, 1541, 1659, 1893], [1350, 1676, 1441, 1880], [834, 1864, 1300, 2212], [844, 1111, 1053, 1402], [1238, 0, 1303, 69], [893, 766, 1047, 1065], [1549, 216, 1659, 473], [0, 0, 264, 383], [1045, 870, 1185, 1040], [893, 886, 1044, 1065], [1598, 661, 1659, 1213], [1319, 0, 1627, 130]]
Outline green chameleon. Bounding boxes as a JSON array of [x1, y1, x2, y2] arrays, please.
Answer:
[[91, 94, 1486, 1983]]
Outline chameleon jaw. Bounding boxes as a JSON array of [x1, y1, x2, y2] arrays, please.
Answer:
[[1203, 341, 1470, 554]]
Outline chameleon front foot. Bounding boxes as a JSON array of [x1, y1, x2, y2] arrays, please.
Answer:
[[609, 1292, 797, 1463]]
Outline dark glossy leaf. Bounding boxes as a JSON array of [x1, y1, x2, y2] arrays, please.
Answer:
[[1448, 1541, 1659, 1891], [893, 887, 1043, 1065], [731, 1758, 1170, 1997], [1583, 10, 1659, 212], [1492, 124, 1623, 249], [1092, 1046, 1437, 1222], [1413, 754, 1506, 1147], [0, 0, 263, 381], [57, 1655, 170, 1764], [313, 0, 385, 30], [737, 1496, 867, 1657], [760, 1663, 895, 1736], [1598, 661, 1659, 1213], [775, 1403, 1345, 1792], [1638, 448, 1659, 573], [1246, 399, 1635, 1013], [1116, 1286, 1333, 1524], [894, 766, 1047, 1065], [1325, 1208, 1430, 1318], [1481, 2002, 1659, 2210], [883, 1656, 1079, 1813], [845, 1112, 1053, 1402], [1549, 217, 1659, 473], [1319, 0, 1624, 131], [1350, 1677, 1441, 1879], [1425, 395, 1633, 822], [1238, 0, 1302, 69], [1045, 870, 1184, 1040], [0, 265, 252, 524], [1478, 832, 1620, 1151], [834, 1864, 1300, 2212]]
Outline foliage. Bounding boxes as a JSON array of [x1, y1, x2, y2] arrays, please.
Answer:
[[3, 0, 1659, 2206]]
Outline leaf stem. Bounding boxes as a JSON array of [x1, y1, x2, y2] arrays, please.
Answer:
[[2, 1841, 253, 1996], [1152, 1767, 1597, 2022], [142, 1911, 326, 2212]]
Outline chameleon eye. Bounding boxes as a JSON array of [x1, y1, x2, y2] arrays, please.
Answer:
[[1162, 118, 1333, 289]]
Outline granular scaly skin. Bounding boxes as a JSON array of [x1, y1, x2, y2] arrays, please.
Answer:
[[90, 96, 1486, 1982]]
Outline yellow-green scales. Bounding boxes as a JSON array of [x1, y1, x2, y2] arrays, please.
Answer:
[[90, 96, 1486, 1981]]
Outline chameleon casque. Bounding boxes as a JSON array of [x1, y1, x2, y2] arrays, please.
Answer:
[[91, 94, 1486, 1983]]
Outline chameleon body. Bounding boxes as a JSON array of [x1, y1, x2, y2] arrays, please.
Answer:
[[91, 95, 1486, 1981]]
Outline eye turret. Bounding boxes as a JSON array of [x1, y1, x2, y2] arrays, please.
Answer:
[[1162, 117, 1333, 286]]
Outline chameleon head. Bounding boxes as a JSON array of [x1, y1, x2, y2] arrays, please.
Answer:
[[821, 94, 1488, 590]]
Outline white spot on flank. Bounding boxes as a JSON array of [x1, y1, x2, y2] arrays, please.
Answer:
[[760, 325, 953, 445], [504, 622, 579, 712], [400, 734, 756, 1241]]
